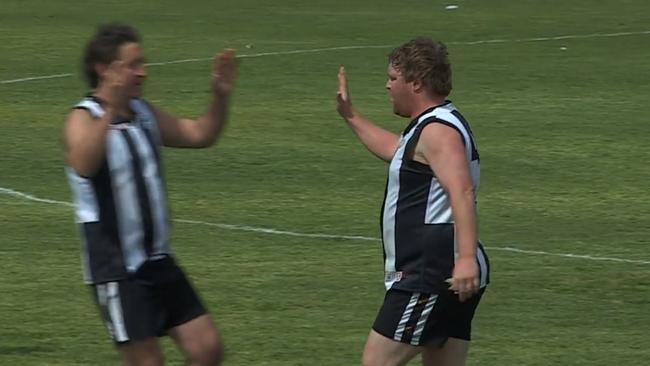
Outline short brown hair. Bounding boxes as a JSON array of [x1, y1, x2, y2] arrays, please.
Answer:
[[83, 23, 140, 88], [388, 38, 452, 97]]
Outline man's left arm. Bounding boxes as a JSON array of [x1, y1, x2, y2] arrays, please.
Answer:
[[152, 48, 236, 148], [417, 123, 479, 302]]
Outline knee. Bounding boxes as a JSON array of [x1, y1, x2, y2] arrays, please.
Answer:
[[124, 353, 164, 366], [186, 338, 224, 366], [361, 353, 373, 366], [362, 350, 383, 366]]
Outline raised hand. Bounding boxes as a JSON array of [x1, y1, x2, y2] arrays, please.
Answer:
[[336, 66, 354, 119], [103, 60, 129, 109], [212, 49, 236, 96]]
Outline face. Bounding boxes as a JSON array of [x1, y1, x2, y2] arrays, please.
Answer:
[[119, 43, 146, 97], [385, 63, 413, 118], [99, 42, 147, 97]]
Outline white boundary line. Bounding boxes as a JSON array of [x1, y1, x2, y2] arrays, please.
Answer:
[[2, 30, 650, 85], [2, 186, 649, 265]]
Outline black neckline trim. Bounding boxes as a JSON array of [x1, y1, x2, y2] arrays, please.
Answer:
[[85, 93, 134, 124], [403, 100, 452, 136]]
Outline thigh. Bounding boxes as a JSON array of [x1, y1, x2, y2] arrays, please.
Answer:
[[412, 287, 486, 347], [421, 338, 470, 366], [169, 314, 223, 364], [91, 280, 160, 344], [118, 338, 164, 366], [363, 329, 421, 366], [372, 289, 444, 347], [442, 287, 486, 341], [159, 260, 207, 331]]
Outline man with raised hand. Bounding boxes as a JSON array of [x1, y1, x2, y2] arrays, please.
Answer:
[[64, 23, 236, 366], [337, 37, 490, 366]]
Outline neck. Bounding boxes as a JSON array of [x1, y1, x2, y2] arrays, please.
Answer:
[[93, 87, 131, 116], [409, 95, 447, 119]]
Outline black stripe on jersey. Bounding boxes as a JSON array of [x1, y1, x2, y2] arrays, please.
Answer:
[[141, 128, 161, 169], [402, 117, 442, 162], [394, 137, 457, 289], [450, 110, 479, 161], [72, 99, 131, 125], [401, 101, 453, 138], [86, 159, 127, 280], [140, 126, 171, 227], [478, 243, 490, 285], [380, 178, 389, 264], [137, 100, 163, 175], [418, 118, 480, 163], [120, 129, 155, 256]]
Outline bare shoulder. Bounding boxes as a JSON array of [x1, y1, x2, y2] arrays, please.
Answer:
[[63, 109, 95, 147], [65, 108, 94, 125], [419, 122, 464, 151]]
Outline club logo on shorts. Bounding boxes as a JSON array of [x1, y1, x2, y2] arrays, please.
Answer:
[[385, 271, 403, 283]]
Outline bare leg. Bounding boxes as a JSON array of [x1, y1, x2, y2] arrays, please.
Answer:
[[118, 338, 164, 366], [362, 329, 422, 366], [421, 338, 470, 366], [169, 314, 223, 366]]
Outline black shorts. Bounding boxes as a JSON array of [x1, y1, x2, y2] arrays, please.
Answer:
[[372, 287, 485, 347], [90, 256, 206, 344]]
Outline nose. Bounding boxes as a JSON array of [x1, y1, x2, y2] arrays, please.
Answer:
[[385, 80, 390, 89], [137, 65, 147, 78]]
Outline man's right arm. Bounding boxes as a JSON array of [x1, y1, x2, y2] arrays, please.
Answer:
[[340, 112, 399, 162], [337, 66, 399, 162], [63, 108, 113, 177]]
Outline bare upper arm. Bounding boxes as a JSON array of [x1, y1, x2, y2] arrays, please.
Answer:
[[63, 108, 108, 177], [149, 104, 204, 148], [414, 123, 473, 192], [64, 109, 94, 154]]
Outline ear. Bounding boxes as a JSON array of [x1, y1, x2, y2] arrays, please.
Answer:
[[94, 63, 109, 84], [411, 79, 425, 94]]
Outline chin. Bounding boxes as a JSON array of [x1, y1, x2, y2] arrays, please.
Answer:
[[130, 89, 143, 99], [393, 108, 409, 118]]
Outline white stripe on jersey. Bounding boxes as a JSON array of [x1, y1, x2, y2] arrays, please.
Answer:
[[382, 108, 440, 289], [423, 105, 479, 225], [424, 179, 453, 224], [106, 129, 148, 272], [67, 97, 170, 283], [75, 99, 104, 118], [382, 148, 402, 278], [65, 167, 99, 223], [131, 100, 162, 143], [127, 127, 169, 255], [434, 104, 474, 161]]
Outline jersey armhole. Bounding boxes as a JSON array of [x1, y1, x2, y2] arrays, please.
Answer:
[[404, 117, 466, 162]]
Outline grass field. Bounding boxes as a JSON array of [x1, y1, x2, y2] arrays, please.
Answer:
[[1, 0, 650, 365]]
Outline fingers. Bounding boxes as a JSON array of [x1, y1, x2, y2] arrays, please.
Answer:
[[337, 65, 350, 103], [213, 49, 236, 77], [212, 48, 237, 95], [106, 60, 126, 82], [446, 277, 480, 302], [337, 65, 347, 93]]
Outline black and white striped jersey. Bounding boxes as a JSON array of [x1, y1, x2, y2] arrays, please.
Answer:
[[380, 101, 489, 293], [66, 96, 170, 284]]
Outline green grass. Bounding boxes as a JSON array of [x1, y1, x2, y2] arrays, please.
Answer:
[[1, 0, 650, 365]]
